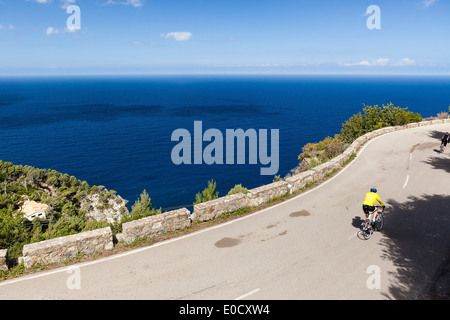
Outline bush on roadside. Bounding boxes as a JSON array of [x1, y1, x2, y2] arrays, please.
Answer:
[[194, 180, 219, 205], [298, 134, 348, 171], [296, 102, 422, 172], [227, 184, 248, 195], [340, 102, 422, 143]]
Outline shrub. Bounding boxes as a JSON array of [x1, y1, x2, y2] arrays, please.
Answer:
[[298, 134, 348, 170], [437, 112, 448, 119], [128, 190, 160, 220], [296, 103, 422, 172], [0, 208, 27, 256], [194, 180, 219, 205], [227, 184, 248, 195], [340, 103, 422, 143]]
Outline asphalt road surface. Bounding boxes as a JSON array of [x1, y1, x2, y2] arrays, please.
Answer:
[[1, 123, 450, 300]]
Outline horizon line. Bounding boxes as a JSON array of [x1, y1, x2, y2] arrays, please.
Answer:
[[1, 72, 450, 78]]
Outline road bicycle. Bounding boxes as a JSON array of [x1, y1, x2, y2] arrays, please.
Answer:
[[357, 206, 385, 240]]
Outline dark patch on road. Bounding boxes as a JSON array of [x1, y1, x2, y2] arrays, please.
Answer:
[[260, 230, 288, 242], [215, 237, 241, 248], [410, 142, 436, 153], [290, 210, 310, 217]]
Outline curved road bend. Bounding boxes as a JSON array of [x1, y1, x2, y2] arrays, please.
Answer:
[[1, 124, 450, 300]]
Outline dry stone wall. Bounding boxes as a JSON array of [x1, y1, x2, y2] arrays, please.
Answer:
[[247, 181, 289, 207], [3, 119, 449, 270], [193, 193, 249, 222], [192, 181, 290, 222], [22, 227, 114, 268], [0, 249, 7, 271], [121, 208, 191, 244]]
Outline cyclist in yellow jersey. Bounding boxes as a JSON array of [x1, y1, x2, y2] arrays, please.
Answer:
[[362, 188, 385, 224]]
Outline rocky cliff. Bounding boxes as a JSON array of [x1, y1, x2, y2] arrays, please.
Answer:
[[81, 191, 129, 223]]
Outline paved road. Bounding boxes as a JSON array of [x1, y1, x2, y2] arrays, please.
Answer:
[[1, 124, 450, 300]]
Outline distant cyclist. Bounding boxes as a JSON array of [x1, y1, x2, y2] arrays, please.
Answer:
[[440, 132, 450, 151], [362, 188, 385, 225]]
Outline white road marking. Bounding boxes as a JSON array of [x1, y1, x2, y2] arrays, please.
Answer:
[[402, 174, 410, 190], [347, 232, 358, 240], [234, 288, 260, 300], [402, 152, 413, 190]]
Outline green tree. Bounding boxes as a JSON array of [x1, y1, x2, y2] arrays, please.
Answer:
[[340, 103, 422, 143], [61, 202, 79, 217], [129, 190, 159, 219], [0, 208, 27, 257], [194, 180, 219, 205]]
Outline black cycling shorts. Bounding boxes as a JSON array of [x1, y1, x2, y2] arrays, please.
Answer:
[[442, 139, 448, 147], [362, 205, 375, 215]]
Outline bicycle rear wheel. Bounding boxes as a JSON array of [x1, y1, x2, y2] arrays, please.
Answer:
[[375, 213, 384, 231], [357, 221, 373, 240]]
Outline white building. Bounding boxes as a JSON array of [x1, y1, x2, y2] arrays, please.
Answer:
[[20, 200, 49, 221]]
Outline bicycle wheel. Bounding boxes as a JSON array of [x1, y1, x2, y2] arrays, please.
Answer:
[[357, 221, 372, 240], [375, 213, 384, 231], [357, 229, 370, 240]]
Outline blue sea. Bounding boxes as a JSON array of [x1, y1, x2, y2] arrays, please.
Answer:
[[1, 75, 449, 210]]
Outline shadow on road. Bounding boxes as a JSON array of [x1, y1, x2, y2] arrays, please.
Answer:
[[379, 194, 450, 300], [423, 156, 450, 173], [428, 130, 450, 154], [429, 130, 447, 140], [428, 130, 447, 154], [351, 216, 365, 229]]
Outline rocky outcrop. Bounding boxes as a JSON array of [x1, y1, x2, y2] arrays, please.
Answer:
[[81, 192, 129, 223]]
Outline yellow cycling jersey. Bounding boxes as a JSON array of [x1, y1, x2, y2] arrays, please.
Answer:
[[363, 192, 385, 207]]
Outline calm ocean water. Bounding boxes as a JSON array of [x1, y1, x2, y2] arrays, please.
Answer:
[[1, 75, 449, 210]]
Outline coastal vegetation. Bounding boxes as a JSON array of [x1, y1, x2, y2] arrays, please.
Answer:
[[227, 184, 248, 195], [297, 103, 422, 171], [194, 180, 219, 205], [114, 190, 161, 233], [0, 161, 160, 258], [193, 181, 251, 205]]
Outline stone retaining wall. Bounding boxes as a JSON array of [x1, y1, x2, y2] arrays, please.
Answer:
[[0, 249, 7, 271], [3, 119, 449, 270], [192, 181, 290, 221], [193, 193, 249, 222], [247, 181, 290, 207], [285, 170, 316, 193], [122, 208, 192, 244], [22, 227, 114, 268]]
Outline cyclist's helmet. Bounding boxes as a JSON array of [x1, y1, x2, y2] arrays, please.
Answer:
[[370, 188, 377, 193]]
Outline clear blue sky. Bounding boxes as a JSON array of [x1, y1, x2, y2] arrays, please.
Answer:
[[0, 0, 449, 75]]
